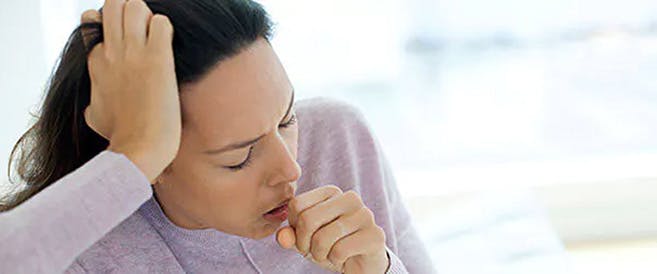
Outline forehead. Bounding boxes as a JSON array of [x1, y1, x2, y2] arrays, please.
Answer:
[[179, 39, 292, 148]]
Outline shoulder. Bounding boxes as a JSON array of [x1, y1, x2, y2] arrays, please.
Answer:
[[295, 97, 371, 137], [72, 210, 180, 272], [294, 97, 386, 193], [296, 97, 368, 123], [295, 97, 377, 166]]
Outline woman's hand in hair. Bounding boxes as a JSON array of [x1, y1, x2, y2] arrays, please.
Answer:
[[277, 186, 390, 274], [81, 0, 180, 183]]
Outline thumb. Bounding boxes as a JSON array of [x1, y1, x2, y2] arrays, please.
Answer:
[[276, 226, 297, 250]]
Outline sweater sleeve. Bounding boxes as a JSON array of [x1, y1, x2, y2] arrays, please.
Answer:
[[64, 260, 86, 274], [0, 151, 153, 274], [385, 246, 409, 274]]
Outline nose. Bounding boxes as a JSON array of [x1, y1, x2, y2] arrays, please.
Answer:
[[266, 134, 302, 187]]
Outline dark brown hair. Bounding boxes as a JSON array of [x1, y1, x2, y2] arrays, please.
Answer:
[[2, 0, 272, 211]]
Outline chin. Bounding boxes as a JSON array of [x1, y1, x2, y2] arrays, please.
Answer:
[[248, 223, 280, 240]]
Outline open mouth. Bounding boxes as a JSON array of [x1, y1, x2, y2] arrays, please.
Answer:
[[266, 198, 289, 213], [263, 199, 290, 222], [266, 203, 287, 214]]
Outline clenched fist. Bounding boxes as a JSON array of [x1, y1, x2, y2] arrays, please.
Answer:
[[277, 186, 390, 273]]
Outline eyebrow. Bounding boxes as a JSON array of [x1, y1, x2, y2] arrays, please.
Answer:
[[203, 90, 295, 155]]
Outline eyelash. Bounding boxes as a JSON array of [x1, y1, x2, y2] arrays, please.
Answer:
[[226, 146, 254, 171], [225, 114, 297, 171], [279, 114, 297, 129]]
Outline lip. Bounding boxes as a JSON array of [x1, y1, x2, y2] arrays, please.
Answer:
[[263, 201, 289, 223], [265, 198, 291, 214]]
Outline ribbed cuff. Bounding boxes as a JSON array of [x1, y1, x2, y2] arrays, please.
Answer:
[[385, 247, 409, 274]]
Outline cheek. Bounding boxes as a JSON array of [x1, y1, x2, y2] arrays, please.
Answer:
[[189, 172, 266, 233], [162, 150, 263, 227], [207, 168, 271, 222], [284, 127, 300, 158]]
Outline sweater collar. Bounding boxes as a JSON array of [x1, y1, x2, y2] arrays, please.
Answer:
[[137, 197, 246, 264]]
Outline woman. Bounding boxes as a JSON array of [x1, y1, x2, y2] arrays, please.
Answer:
[[0, 0, 435, 273]]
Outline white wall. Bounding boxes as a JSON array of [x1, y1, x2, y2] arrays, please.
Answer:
[[0, 0, 48, 183], [0, 0, 101, 185]]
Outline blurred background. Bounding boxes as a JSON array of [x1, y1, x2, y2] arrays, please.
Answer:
[[2, 0, 657, 273]]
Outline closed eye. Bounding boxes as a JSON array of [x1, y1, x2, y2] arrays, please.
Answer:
[[225, 146, 255, 171], [279, 114, 297, 129]]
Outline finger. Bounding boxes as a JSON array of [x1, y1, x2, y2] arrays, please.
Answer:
[[123, 0, 152, 46], [309, 206, 370, 263], [278, 226, 342, 272], [295, 191, 363, 256], [276, 226, 297, 250], [81, 9, 102, 23], [80, 9, 101, 49], [288, 185, 342, 227], [327, 226, 386, 270], [147, 14, 174, 51], [101, 0, 126, 49]]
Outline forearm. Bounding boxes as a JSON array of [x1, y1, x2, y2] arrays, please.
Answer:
[[0, 151, 152, 273]]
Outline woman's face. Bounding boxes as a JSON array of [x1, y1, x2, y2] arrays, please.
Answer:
[[153, 38, 301, 239]]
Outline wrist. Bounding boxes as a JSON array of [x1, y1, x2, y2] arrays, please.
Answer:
[[108, 141, 176, 183]]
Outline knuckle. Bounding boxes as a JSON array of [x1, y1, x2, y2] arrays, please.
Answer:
[[310, 234, 328, 258], [374, 226, 386, 242], [298, 212, 318, 232], [333, 219, 345, 233], [310, 233, 321, 249], [328, 245, 347, 264], [326, 185, 342, 196], [344, 190, 362, 204], [81, 10, 97, 21], [150, 14, 164, 25], [152, 14, 172, 29], [288, 199, 300, 213], [358, 206, 375, 223]]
